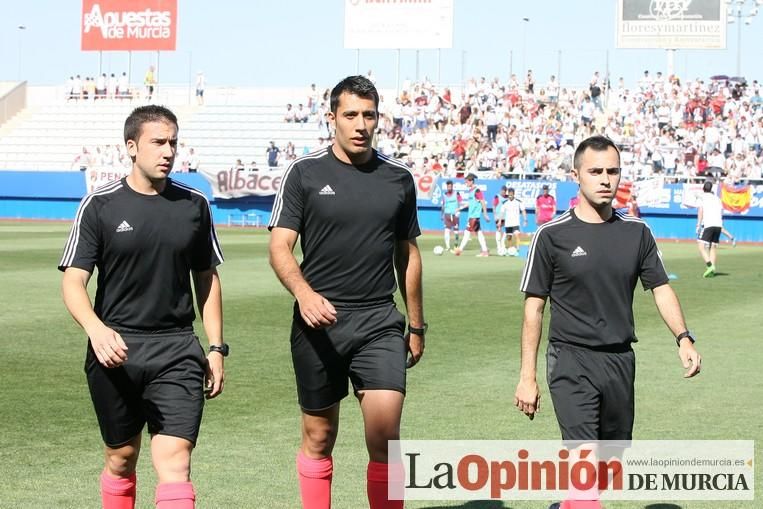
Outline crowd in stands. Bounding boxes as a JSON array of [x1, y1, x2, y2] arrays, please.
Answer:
[[66, 68, 763, 182], [365, 70, 763, 183], [66, 72, 134, 102], [73, 142, 199, 172]]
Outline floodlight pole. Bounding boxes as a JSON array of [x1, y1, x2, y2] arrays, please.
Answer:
[[17, 25, 26, 81], [736, 14, 742, 76]]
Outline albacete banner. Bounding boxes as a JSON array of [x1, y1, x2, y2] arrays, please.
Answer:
[[81, 0, 177, 51]]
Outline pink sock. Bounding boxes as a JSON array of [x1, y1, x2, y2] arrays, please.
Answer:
[[155, 482, 195, 509], [561, 501, 602, 509], [367, 462, 403, 509], [100, 472, 136, 509], [297, 451, 333, 509]]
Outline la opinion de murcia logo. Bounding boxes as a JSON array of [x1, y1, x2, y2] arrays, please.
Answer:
[[84, 4, 172, 39]]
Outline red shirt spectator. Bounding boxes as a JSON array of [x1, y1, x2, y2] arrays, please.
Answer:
[[535, 186, 557, 225]]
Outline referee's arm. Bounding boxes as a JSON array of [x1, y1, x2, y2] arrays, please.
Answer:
[[514, 294, 547, 420], [651, 284, 702, 378], [61, 267, 128, 368], [394, 238, 424, 367], [269, 227, 337, 328], [193, 267, 225, 398]]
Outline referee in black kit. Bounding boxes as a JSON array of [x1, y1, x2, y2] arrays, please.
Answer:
[[268, 75, 424, 509], [60, 105, 226, 509], [513, 136, 701, 509]]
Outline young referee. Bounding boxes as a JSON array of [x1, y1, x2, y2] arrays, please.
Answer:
[[268, 75, 425, 509], [514, 135, 701, 509], [60, 105, 226, 509]]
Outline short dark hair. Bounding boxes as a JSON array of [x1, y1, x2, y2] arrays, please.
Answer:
[[446, 180, 453, 185], [330, 75, 379, 113], [506, 187, 515, 193], [703, 180, 713, 193], [124, 105, 178, 144], [465, 173, 477, 182], [573, 135, 620, 170]]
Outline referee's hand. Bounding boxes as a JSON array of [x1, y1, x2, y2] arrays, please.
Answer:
[[405, 332, 424, 369], [514, 379, 541, 420], [89, 326, 128, 368], [296, 289, 337, 328]]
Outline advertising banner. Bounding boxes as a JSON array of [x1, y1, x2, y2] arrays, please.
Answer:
[[344, 0, 454, 49], [81, 0, 177, 51], [616, 0, 726, 49]]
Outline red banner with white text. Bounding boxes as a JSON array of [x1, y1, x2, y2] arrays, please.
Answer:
[[81, 0, 177, 51]]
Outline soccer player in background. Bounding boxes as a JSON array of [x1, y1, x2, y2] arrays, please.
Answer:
[[493, 185, 509, 255], [59, 105, 226, 509], [268, 75, 425, 509], [514, 135, 701, 509], [454, 173, 491, 257], [501, 187, 527, 256], [696, 180, 725, 278], [441, 179, 462, 252]]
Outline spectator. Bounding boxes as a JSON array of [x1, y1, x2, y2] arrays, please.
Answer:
[[266, 141, 281, 169]]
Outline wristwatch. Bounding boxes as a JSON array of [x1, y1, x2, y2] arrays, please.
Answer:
[[209, 343, 230, 357], [408, 323, 428, 336], [675, 331, 695, 347]]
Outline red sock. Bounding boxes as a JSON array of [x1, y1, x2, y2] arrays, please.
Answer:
[[100, 471, 136, 509], [297, 452, 333, 509], [155, 482, 195, 509], [367, 462, 403, 509]]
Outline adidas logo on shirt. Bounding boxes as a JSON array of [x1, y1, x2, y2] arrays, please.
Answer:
[[116, 220, 133, 233], [319, 185, 335, 196], [571, 246, 587, 257]]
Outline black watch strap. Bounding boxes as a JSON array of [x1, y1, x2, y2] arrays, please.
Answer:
[[209, 343, 230, 357], [408, 323, 428, 336], [675, 331, 695, 347]]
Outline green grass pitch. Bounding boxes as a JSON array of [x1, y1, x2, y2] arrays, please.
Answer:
[[0, 221, 760, 509]]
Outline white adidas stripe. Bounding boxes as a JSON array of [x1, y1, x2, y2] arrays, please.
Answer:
[[59, 180, 123, 269], [268, 147, 329, 229], [169, 179, 225, 264], [614, 210, 668, 275], [519, 211, 572, 292]]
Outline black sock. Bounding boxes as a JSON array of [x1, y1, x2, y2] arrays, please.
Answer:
[[706, 262, 712, 267]]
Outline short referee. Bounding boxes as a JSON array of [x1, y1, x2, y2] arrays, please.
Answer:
[[514, 135, 701, 509], [60, 105, 226, 509]]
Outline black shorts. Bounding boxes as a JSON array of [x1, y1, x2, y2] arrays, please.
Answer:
[[700, 226, 721, 244], [290, 300, 407, 411], [85, 330, 206, 447], [546, 341, 635, 441], [504, 225, 520, 234]]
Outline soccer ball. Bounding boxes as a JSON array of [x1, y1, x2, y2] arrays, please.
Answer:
[[507, 246, 519, 257], [433, 245, 445, 256], [497, 246, 507, 257]]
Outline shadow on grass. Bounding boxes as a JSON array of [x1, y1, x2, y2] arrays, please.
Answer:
[[420, 502, 511, 509], [644, 504, 683, 509]]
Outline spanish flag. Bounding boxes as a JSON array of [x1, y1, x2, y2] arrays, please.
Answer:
[[614, 181, 633, 209], [721, 183, 751, 214]]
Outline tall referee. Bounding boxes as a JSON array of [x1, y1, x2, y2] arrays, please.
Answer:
[[269, 75, 425, 509], [60, 105, 226, 509], [514, 136, 701, 509]]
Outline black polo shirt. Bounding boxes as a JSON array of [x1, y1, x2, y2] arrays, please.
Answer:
[[520, 209, 668, 348], [269, 146, 420, 303], [58, 178, 224, 331]]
